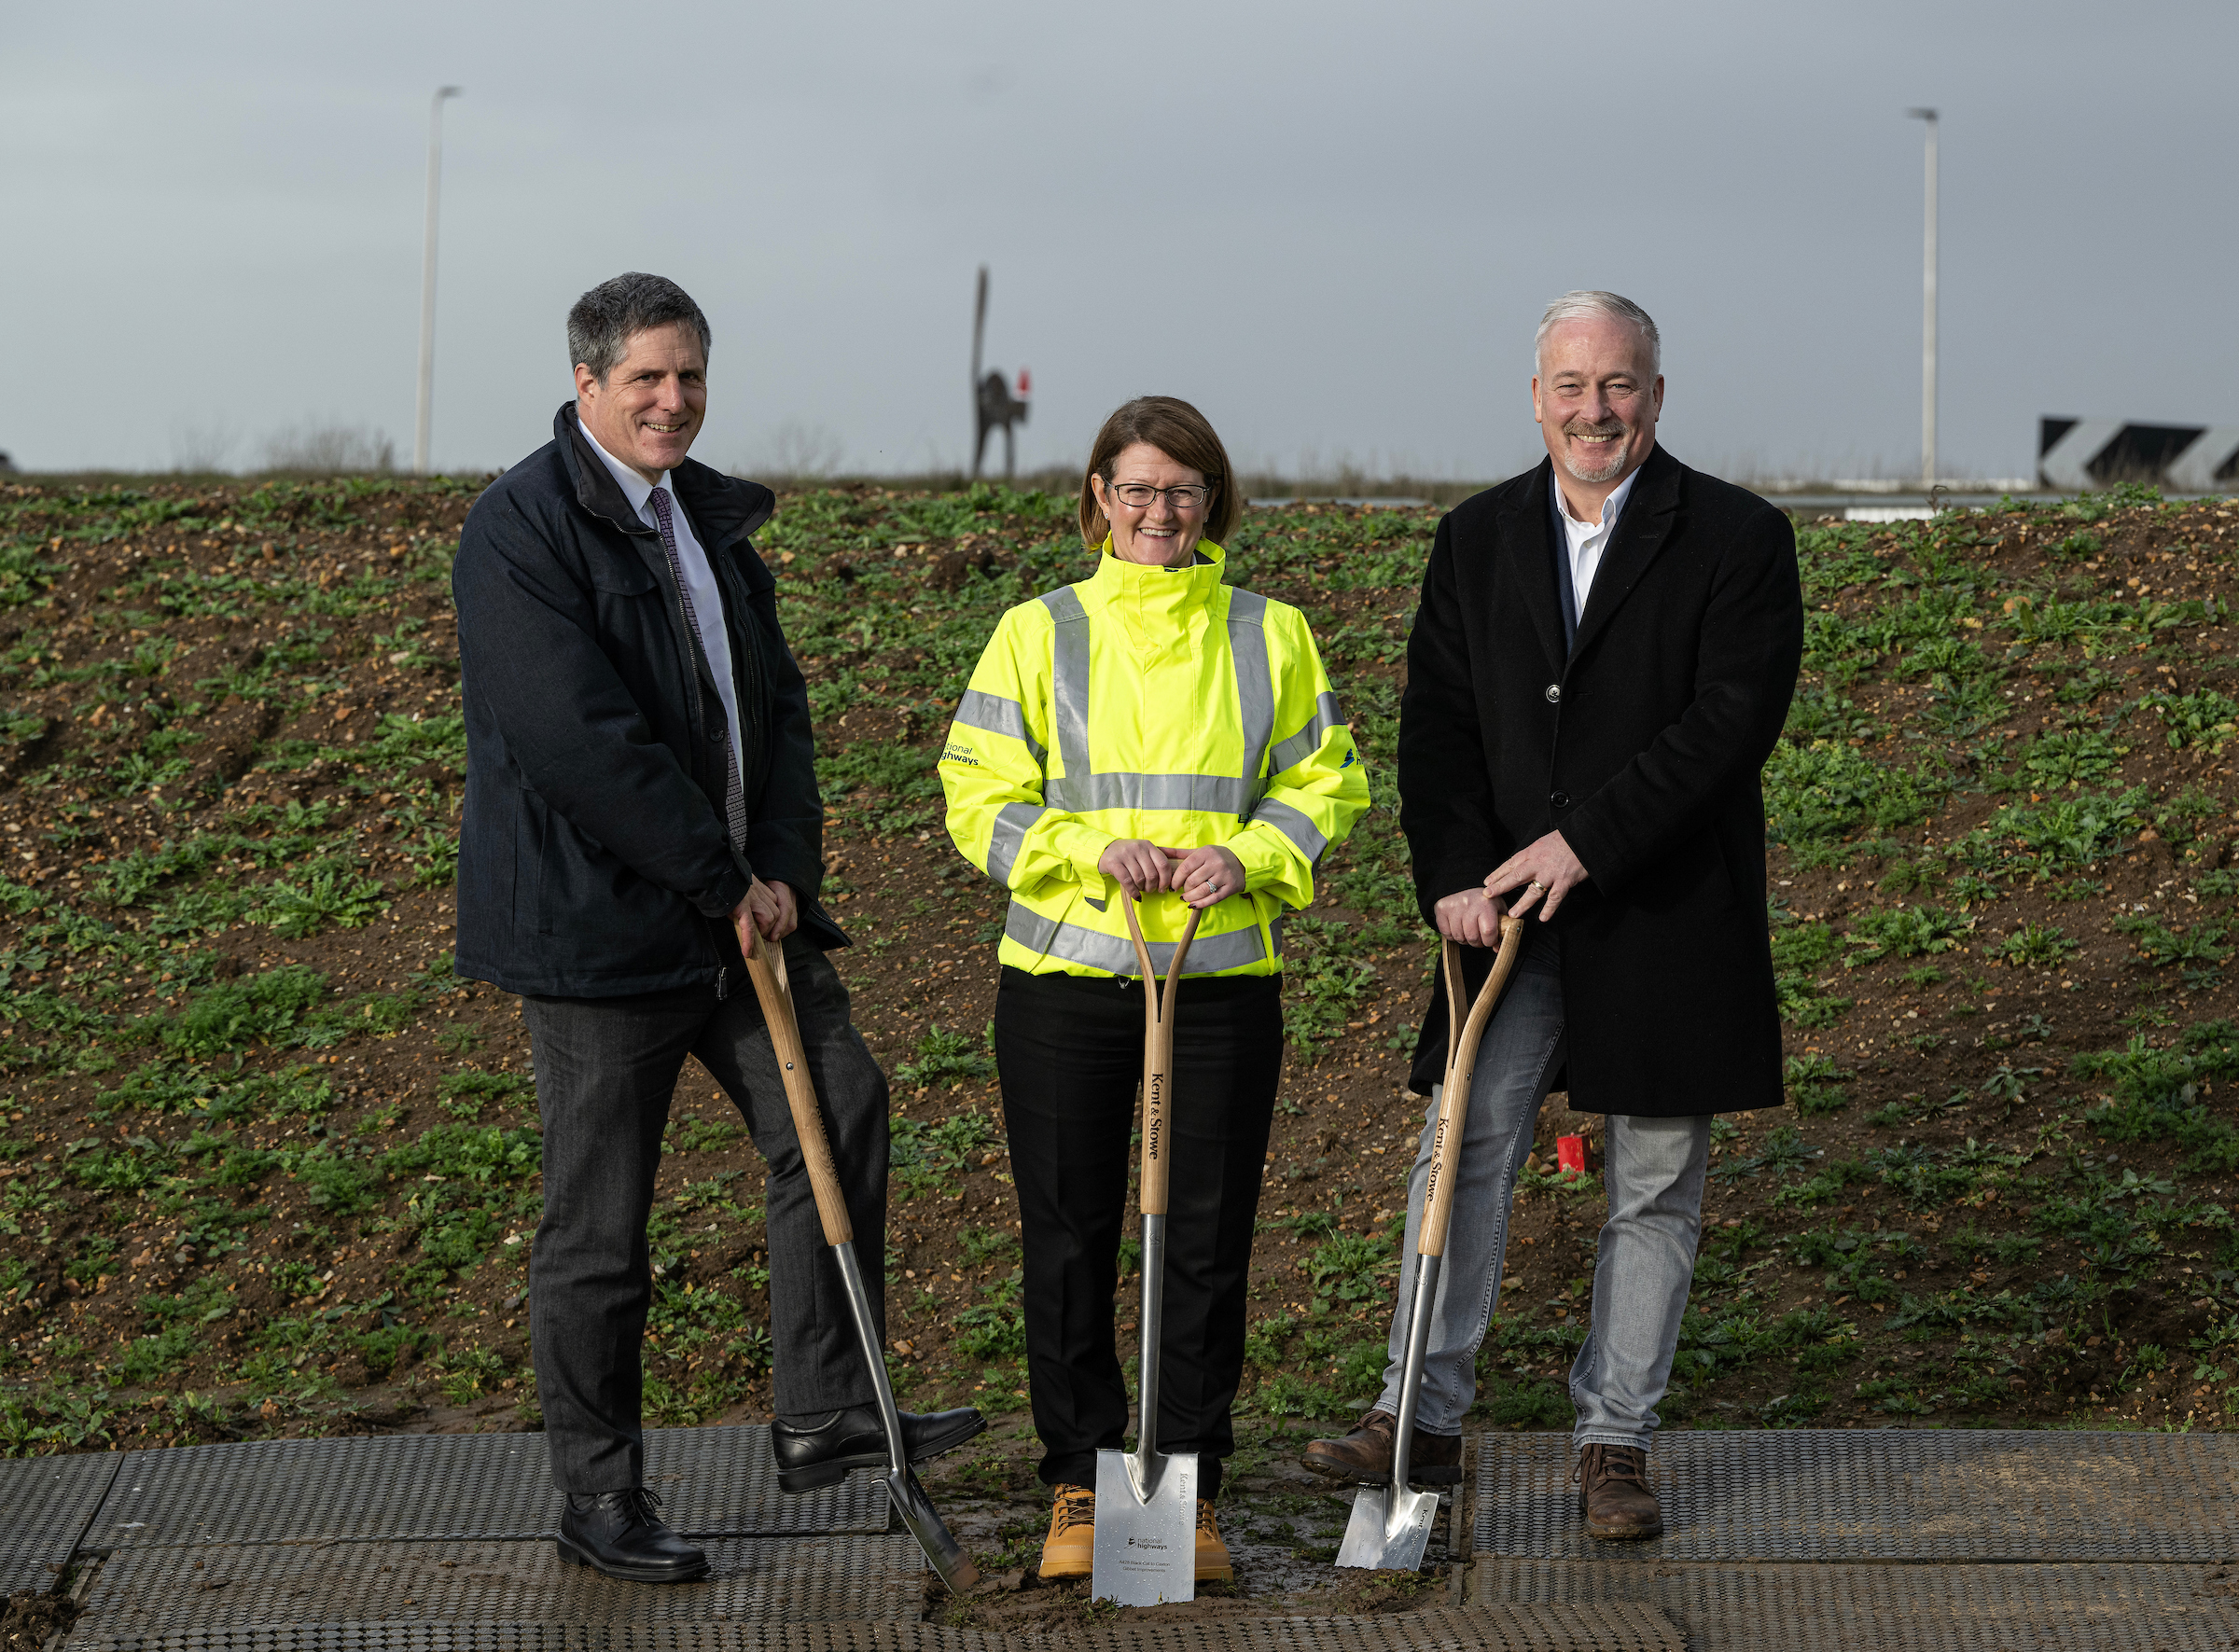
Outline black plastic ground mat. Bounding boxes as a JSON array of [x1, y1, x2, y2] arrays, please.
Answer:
[[63, 1534, 925, 1646], [0, 1450, 121, 1592], [61, 1604, 1682, 1652], [80, 1427, 884, 1550], [1053, 1606, 1681, 1652], [1473, 1557, 2239, 1651], [1473, 1429, 2239, 1562]]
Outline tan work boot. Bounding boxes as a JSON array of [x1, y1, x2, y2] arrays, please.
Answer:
[[1301, 1410, 1464, 1485], [1573, 1443, 1662, 1539], [1195, 1499, 1233, 1583], [1038, 1483, 1095, 1578]]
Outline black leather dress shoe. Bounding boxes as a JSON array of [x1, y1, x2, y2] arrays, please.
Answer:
[[556, 1488, 709, 1583], [772, 1404, 986, 1492]]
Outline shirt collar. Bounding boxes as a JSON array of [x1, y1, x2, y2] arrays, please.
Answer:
[[1554, 463, 1640, 536], [575, 410, 669, 518]]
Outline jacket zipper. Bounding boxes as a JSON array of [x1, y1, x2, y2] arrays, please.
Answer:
[[637, 521, 731, 983]]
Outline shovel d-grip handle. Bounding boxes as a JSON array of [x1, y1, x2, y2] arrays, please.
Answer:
[[1417, 918, 1526, 1259], [743, 923, 855, 1247], [1122, 895, 1201, 1219]]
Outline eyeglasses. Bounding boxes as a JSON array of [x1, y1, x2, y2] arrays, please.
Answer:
[[1106, 482, 1214, 512]]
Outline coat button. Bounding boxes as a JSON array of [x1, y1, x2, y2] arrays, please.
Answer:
[[1544, 683, 1562, 704], [1550, 790, 1571, 809]]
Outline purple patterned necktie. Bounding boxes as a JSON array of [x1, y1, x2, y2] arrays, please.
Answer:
[[647, 486, 749, 854]]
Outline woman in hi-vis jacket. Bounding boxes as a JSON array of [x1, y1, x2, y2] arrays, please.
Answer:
[[939, 396, 1369, 1585]]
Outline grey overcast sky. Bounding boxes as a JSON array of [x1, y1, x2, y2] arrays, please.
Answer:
[[8, 0, 2233, 483]]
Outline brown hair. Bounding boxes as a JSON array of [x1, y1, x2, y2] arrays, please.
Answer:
[[1077, 396, 1240, 550]]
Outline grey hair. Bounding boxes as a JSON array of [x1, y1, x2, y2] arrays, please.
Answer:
[[1535, 290, 1660, 376], [567, 272, 712, 382]]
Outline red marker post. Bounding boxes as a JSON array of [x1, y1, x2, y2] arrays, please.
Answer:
[[1556, 1135, 1588, 1177]]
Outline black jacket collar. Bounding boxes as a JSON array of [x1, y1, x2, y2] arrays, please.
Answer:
[[1571, 444, 1681, 661], [551, 403, 777, 552], [1502, 461, 1569, 676], [1503, 446, 1682, 674]]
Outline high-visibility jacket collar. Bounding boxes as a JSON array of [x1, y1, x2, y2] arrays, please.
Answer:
[[1087, 538, 1228, 658]]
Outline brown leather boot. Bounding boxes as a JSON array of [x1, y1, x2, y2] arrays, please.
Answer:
[[1301, 1410, 1464, 1485], [1573, 1443, 1662, 1539]]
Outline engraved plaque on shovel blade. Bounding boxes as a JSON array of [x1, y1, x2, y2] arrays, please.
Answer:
[[1091, 1451, 1196, 1606]]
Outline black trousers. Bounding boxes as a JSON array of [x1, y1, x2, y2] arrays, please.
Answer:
[[995, 965, 1283, 1502], [521, 937, 889, 1493]]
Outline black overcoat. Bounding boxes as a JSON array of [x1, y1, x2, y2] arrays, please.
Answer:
[[1399, 447, 1801, 1115], [452, 404, 843, 1000]]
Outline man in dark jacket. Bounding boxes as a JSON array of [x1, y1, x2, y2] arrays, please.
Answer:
[[1303, 292, 1801, 1538], [453, 272, 980, 1584]]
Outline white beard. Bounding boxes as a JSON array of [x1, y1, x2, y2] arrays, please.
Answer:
[[1560, 431, 1630, 484]]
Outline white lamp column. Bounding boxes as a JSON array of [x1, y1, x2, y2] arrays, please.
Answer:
[[413, 86, 463, 477], [1907, 106, 1939, 486]]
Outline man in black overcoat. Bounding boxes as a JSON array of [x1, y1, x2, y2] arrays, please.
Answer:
[[1303, 291, 1801, 1537], [452, 273, 980, 1583]]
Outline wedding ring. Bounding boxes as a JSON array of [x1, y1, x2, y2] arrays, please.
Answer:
[[1528, 880, 1547, 893]]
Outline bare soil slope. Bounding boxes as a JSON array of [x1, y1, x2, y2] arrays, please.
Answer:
[[2, 477, 2237, 1564]]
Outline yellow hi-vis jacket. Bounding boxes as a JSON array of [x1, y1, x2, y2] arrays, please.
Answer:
[[939, 541, 1369, 978]]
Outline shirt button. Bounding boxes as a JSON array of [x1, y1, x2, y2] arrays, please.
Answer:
[[1544, 683, 1562, 704], [1550, 790, 1571, 810]]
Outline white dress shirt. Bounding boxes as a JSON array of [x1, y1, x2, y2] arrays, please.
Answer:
[[1554, 465, 1639, 622], [576, 417, 746, 771]]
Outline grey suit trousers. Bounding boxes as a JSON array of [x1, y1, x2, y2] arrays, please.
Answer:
[[521, 937, 888, 1492]]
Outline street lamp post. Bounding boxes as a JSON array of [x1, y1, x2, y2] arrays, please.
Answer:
[[413, 87, 463, 478], [1907, 106, 1939, 487]]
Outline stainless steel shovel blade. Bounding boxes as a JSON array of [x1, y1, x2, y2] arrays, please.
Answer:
[[1335, 1478, 1441, 1570], [1092, 1439, 1197, 1605], [1338, 1255, 1444, 1573], [832, 1242, 980, 1593], [884, 1462, 980, 1594], [1092, 1212, 1196, 1604]]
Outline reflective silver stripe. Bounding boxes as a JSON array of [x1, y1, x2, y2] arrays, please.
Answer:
[[1038, 583, 1276, 815], [1269, 690, 1345, 776], [1039, 587, 1092, 786], [954, 688, 1044, 762], [1226, 589, 1274, 786], [1044, 772, 1259, 814], [1005, 901, 1270, 975], [985, 800, 1047, 884], [1249, 797, 1328, 863]]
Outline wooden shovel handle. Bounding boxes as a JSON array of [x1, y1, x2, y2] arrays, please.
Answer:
[[742, 924, 855, 1246], [1122, 895, 1201, 1219], [1419, 917, 1526, 1258]]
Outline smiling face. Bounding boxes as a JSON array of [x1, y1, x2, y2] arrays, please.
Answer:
[[1532, 315, 1662, 500], [574, 322, 707, 483], [1091, 442, 1212, 566]]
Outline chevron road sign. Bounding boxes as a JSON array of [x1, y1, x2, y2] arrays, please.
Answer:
[[2040, 418, 2239, 492]]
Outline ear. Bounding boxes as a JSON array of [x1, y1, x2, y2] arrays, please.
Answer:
[[574, 362, 600, 401], [1530, 375, 1545, 425]]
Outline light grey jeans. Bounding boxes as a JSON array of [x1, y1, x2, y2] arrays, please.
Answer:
[[1372, 934, 1711, 1452]]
